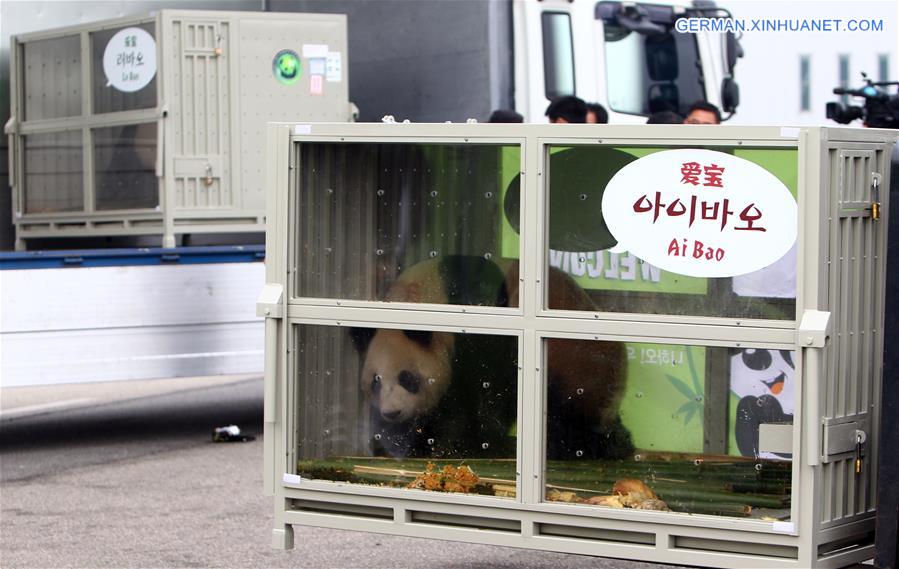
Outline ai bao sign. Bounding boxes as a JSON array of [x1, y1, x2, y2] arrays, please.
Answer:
[[602, 149, 798, 279]]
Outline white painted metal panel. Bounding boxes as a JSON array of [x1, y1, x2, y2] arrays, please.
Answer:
[[0, 262, 264, 386]]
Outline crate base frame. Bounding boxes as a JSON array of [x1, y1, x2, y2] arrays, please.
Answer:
[[272, 484, 875, 568], [14, 213, 265, 250]]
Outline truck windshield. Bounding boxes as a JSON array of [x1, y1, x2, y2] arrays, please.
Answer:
[[602, 21, 705, 117]]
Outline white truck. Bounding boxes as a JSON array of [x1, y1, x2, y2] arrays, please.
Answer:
[[269, 0, 741, 123], [1, 0, 741, 388]]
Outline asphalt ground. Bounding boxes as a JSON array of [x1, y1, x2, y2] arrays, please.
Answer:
[[0, 376, 681, 569]]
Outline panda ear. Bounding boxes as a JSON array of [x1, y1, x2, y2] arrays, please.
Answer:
[[349, 327, 376, 352], [403, 329, 433, 347]]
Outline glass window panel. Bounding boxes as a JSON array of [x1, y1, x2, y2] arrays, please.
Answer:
[[542, 12, 575, 99], [23, 131, 84, 213], [800, 55, 811, 112], [93, 123, 159, 210], [878, 54, 890, 83], [91, 23, 157, 113], [602, 20, 705, 116], [544, 338, 794, 520], [295, 324, 519, 497], [295, 143, 521, 305], [838, 54, 850, 105], [23, 35, 82, 121], [540, 145, 798, 320]]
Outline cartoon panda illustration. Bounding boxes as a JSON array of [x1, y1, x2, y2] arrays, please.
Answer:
[[729, 348, 795, 459], [351, 255, 632, 460]]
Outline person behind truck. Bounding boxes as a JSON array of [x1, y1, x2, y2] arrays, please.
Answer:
[[647, 110, 684, 124], [489, 109, 524, 123], [586, 102, 609, 124], [545, 96, 588, 124], [683, 101, 722, 125]]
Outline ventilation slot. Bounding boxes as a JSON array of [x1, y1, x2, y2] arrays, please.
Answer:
[[672, 536, 798, 559], [289, 499, 393, 520], [537, 523, 655, 546], [817, 531, 875, 557], [409, 511, 520, 533]]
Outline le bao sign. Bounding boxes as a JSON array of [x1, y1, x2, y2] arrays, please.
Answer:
[[601, 149, 798, 279]]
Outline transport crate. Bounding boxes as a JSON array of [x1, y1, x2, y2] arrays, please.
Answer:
[[6, 10, 351, 249], [259, 122, 896, 568]]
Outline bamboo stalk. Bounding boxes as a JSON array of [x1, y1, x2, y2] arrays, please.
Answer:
[[651, 487, 788, 509], [667, 500, 753, 517]]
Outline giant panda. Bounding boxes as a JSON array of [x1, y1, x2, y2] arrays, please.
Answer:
[[350, 255, 632, 460]]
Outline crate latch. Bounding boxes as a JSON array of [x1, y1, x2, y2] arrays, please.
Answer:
[[256, 283, 283, 318], [797, 309, 831, 347], [822, 418, 868, 467]]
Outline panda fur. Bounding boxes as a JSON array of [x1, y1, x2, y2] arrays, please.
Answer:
[[350, 255, 632, 460]]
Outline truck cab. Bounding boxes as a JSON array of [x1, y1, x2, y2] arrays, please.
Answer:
[[514, 0, 740, 122]]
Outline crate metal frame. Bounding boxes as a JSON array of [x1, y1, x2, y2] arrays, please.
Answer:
[[7, 10, 351, 249], [259, 123, 897, 568]]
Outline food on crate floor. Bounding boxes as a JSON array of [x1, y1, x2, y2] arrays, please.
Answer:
[[406, 463, 480, 493], [547, 478, 669, 511]]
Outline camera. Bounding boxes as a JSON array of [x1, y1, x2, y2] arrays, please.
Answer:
[[826, 73, 899, 129]]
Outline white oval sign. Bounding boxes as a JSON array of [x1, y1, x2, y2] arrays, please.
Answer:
[[102, 27, 157, 93], [601, 149, 797, 278]]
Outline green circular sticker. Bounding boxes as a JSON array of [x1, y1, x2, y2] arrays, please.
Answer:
[[273, 49, 301, 84]]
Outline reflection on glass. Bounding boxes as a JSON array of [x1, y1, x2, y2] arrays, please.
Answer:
[[543, 145, 798, 320], [544, 338, 794, 520], [542, 12, 575, 99], [94, 123, 158, 211], [295, 324, 518, 497], [91, 23, 157, 113], [23, 35, 82, 121], [24, 131, 84, 213], [295, 143, 520, 305]]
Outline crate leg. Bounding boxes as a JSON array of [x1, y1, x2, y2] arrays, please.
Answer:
[[162, 233, 176, 249], [272, 525, 294, 550], [14, 236, 26, 251]]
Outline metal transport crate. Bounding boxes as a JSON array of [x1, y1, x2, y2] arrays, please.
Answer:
[[259, 122, 897, 568], [6, 10, 352, 250]]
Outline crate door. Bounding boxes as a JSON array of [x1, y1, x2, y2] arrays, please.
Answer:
[[170, 18, 232, 211], [819, 147, 889, 530]]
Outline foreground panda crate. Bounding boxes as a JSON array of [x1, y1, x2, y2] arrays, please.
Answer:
[[259, 123, 897, 568], [7, 10, 351, 249]]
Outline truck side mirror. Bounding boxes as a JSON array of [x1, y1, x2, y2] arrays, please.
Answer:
[[725, 32, 743, 72], [721, 77, 740, 114]]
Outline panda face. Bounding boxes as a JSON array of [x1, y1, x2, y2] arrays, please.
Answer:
[[729, 348, 796, 414], [360, 329, 454, 423]]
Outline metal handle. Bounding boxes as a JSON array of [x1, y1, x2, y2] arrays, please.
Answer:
[[871, 174, 881, 221]]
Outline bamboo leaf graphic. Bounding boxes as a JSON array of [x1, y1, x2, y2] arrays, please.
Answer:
[[684, 406, 697, 426], [666, 374, 697, 401], [686, 347, 702, 394]]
